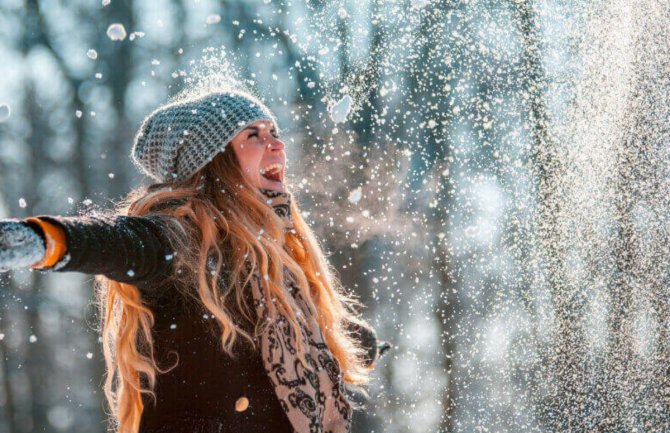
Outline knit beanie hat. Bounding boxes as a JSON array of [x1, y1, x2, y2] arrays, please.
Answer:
[[131, 89, 280, 183]]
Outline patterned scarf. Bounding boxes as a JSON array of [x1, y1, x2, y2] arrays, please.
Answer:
[[252, 188, 353, 433]]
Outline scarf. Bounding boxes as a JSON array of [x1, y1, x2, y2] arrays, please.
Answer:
[[252, 188, 353, 433]]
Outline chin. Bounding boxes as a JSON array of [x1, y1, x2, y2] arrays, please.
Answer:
[[260, 180, 285, 191]]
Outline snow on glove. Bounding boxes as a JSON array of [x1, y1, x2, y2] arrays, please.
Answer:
[[0, 219, 46, 271]]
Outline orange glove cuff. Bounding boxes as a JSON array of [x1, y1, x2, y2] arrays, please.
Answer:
[[24, 217, 67, 269]]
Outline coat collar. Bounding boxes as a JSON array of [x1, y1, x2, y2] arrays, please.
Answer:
[[258, 188, 294, 232]]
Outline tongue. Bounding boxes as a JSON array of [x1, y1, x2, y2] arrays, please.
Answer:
[[263, 171, 280, 182]]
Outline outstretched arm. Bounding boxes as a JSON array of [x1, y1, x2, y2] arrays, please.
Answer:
[[0, 212, 180, 289]]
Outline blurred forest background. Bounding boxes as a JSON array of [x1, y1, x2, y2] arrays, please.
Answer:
[[0, 0, 669, 432]]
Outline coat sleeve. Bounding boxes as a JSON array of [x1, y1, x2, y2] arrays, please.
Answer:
[[28, 212, 180, 289]]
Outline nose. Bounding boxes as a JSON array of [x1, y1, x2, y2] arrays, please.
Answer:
[[266, 136, 284, 152]]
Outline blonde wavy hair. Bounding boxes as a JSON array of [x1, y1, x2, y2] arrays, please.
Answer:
[[93, 146, 373, 433]]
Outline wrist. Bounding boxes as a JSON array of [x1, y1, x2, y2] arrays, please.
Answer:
[[24, 217, 67, 269]]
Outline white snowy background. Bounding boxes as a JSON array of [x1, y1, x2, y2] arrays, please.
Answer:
[[0, 0, 669, 432]]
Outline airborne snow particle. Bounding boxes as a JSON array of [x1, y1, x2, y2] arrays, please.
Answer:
[[338, 7, 348, 19], [86, 352, 93, 359], [127, 269, 135, 277], [106, 23, 127, 41], [206, 14, 221, 25], [108, 173, 115, 179], [464, 225, 480, 237], [75, 110, 83, 118], [86, 49, 98, 60], [18, 198, 26, 208], [411, 0, 431, 8], [348, 187, 362, 204], [102, 0, 111, 5], [0, 104, 10, 122], [129, 31, 145, 41], [329, 94, 353, 124], [29, 335, 37, 343]]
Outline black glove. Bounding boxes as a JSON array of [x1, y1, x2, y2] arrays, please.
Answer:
[[378, 340, 391, 357], [346, 320, 391, 367], [343, 320, 392, 408], [0, 219, 47, 271]]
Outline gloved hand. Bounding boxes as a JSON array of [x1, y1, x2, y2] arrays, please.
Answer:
[[378, 340, 391, 357], [0, 219, 46, 271], [344, 333, 392, 409], [346, 320, 391, 367]]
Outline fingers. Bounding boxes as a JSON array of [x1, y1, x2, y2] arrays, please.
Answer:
[[378, 341, 391, 357]]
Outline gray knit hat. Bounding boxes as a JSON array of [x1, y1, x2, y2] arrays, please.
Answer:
[[131, 89, 280, 183]]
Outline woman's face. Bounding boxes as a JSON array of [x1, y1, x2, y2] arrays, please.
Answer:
[[229, 120, 286, 191]]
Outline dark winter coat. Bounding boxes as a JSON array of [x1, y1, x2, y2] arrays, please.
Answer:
[[30, 212, 383, 433]]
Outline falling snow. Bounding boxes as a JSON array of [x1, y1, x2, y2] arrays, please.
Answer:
[[347, 187, 362, 204], [206, 14, 221, 25], [1, 1, 669, 432], [106, 23, 127, 41], [329, 94, 353, 124]]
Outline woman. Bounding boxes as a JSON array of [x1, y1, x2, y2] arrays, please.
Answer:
[[0, 86, 388, 433]]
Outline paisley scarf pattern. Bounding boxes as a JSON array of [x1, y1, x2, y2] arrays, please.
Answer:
[[253, 188, 352, 433]]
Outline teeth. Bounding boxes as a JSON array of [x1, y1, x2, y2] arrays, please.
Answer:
[[260, 163, 283, 174]]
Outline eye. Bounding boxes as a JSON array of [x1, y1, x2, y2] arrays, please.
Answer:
[[248, 131, 279, 139]]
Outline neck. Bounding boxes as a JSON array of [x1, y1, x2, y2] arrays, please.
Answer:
[[258, 188, 294, 232]]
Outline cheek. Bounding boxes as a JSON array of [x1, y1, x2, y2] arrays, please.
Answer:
[[234, 144, 263, 175]]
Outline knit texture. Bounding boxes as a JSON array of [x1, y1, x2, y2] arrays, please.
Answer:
[[0, 220, 46, 271], [131, 90, 280, 183]]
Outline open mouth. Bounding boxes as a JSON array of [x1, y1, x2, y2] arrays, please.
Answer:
[[260, 163, 283, 183]]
